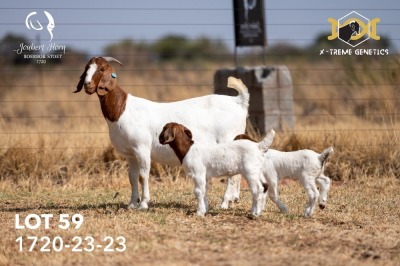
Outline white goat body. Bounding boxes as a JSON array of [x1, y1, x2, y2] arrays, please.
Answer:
[[109, 94, 248, 166], [262, 147, 334, 217]]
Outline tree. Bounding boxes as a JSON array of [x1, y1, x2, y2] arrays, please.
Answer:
[[0, 33, 32, 65], [153, 34, 229, 61], [104, 39, 153, 65]]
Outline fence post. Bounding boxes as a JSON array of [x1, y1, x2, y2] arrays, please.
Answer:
[[214, 66, 294, 134]]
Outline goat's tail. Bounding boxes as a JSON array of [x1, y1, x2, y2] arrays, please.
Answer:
[[319, 147, 334, 165], [258, 129, 275, 153], [227, 76, 250, 109]]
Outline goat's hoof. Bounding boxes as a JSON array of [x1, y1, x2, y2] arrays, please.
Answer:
[[233, 197, 240, 203], [220, 202, 229, 210], [196, 211, 206, 217], [280, 208, 289, 214], [247, 213, 259, 220], [319, 204, 326, 210], [128, 203, 137, 209], [138, 202, 149, 210]]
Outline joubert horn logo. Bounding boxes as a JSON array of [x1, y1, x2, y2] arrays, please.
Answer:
[[25, 11, 55, 42], [328, 11, 380, 47]]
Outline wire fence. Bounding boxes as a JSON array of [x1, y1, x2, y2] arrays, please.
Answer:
[[1, 5, 399, 151]]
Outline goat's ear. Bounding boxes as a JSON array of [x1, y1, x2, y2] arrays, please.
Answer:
[[74, 69, 88, 93], [264, 129, 276, 147], [97, 67, 117, 96], [350, 22, 355, 31], [163, 127, 176, 144], [74, 76, 84, 93], [183, 127, 193, 140]]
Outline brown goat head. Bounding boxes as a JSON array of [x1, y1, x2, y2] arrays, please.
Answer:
[[159, 122, 194, 163], [159, 122, 193, 145], [74, 57, 122, 96]]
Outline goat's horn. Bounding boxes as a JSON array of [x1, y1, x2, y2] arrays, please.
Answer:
[[102, 57, 123, 66]]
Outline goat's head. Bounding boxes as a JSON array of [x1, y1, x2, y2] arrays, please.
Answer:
[[74, 57, 123, 96], [349, 21, 360, 35], [159, 122, 193, 145]]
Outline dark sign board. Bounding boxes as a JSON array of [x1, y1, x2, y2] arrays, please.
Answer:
[[233, 0, 266, 47]]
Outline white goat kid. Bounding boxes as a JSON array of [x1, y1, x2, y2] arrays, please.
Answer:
[[233, 134, 333, 217], [75, 57, 249, 209], [263, 147, 334, 217], [159, 122, 275, 216]]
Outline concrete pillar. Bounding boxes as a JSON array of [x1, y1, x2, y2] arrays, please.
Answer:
[[214, 66, 294, 134]]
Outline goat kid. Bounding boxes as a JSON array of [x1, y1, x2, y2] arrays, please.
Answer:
[[159, 122, 275, 217], [75, 57, 249, 209], [233, 134, 333, 217]]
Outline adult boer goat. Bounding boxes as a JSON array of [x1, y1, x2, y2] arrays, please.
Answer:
[[75, 56, 249, 209]]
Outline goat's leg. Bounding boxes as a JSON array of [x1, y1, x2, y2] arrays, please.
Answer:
[[127, 158, 140, 209], [302, 177, 320, 217], [259, 175, 269, 211], [193, 176, 207, 216], [220, 174, 241, 209], [232, 174, 241, 201], [204, 178, 210, 212], [316, 174, 331, 210], [260, 188, 267, 211], [267, 178, 289, 214], [245, 175, 264, 216], [137, 151, 151, 210]]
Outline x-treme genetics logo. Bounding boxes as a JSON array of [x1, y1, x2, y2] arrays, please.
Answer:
[[320, 11, 389, 56]]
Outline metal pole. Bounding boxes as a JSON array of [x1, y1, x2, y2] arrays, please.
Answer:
[[263, 46, 266, 65]]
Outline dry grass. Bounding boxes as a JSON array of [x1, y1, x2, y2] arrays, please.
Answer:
[[0, 175, 399, 265], [0, 57, 399, 265]]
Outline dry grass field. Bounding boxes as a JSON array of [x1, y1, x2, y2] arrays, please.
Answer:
[[0, 56, 399, 265], [0, 176, 399, 265]]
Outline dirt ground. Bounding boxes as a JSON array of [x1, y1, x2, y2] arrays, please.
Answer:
[[1, 176, 399, 266]]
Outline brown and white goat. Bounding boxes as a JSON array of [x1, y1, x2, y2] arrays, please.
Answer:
[[159, 122, 275, 216], [75, 57, 250, 209]]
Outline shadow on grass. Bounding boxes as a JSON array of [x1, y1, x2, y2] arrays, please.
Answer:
[[1, 201, 195, 214], [0, 202, 128, 213], [151, 201, 254, 218], [1, 201, 268, 220], [151, 201, 192, 210]]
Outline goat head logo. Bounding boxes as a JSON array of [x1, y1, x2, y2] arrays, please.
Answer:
[[327, 11, 380, 47], [25, 11, 55, 42]]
